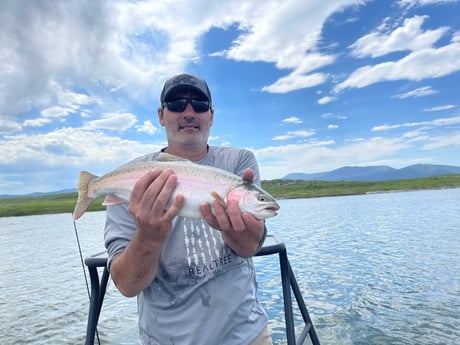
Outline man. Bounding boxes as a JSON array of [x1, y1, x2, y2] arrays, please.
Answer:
[[104, 73, 272, 345]]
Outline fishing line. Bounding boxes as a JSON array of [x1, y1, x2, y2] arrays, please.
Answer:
[[73, 219, 101, 345]]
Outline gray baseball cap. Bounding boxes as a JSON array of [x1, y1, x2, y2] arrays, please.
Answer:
[[160, 73, 212, 103]]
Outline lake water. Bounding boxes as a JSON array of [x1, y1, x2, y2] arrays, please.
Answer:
[[1, 188, 459, 344]]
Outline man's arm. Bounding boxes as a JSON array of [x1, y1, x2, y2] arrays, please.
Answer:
[[110, 169, 184, 297]]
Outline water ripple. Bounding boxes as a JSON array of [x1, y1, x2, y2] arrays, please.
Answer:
[[1, 189, 459, 344]]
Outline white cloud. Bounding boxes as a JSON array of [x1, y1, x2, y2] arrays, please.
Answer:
[[262, 73, 327, 93], [0, 0, 355, 121], [224, 2, 341, 67], [318, 95, 337, 105], [328, 124, 339, 129], [1, 128, 157, 167], [347, 137, 366, 142], [403, 129, 427, 138], [423, 104, 456, 111], [349, 15, 448, 58], [41, 106, 76, 118], [335, 15, 460, 92], [272, 130, 315, 141], [1, 0, 457, 122], [23, 118, 52, 128], [398, 0, 460, 8], [136, 120, 158, 135], [0, 127, 162, 192], [0, 119, 22, 134], [0, 1, 184, 119], [422, 131, 460, 149], [58, 90, 94, 109], [372, 115, 460, 131], [221, 0, 357, 93], [254, 137, 411, 178], [282, 116, 303, 124], [321, 113, 348, 120], [84, 113, 137, 131], [393, 86, 439, 99], [335, 39, 460, 92]]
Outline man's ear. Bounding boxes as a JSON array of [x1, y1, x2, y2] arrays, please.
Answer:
[[210, 107, 214, 126], [158, 107, 165, 126]]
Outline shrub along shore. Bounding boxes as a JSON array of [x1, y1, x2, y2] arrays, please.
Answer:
[[1, 174, 460, 218]]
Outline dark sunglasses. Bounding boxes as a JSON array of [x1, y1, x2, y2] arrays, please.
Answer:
[[163, 98, 210, 113]]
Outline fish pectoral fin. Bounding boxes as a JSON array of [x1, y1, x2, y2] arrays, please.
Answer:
[[102, 194, 128, 206], [211, 191, 226, 208]]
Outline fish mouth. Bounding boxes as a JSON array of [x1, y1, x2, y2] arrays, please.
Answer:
[[261, 206, 280, 212], [253, 208, 278, 220], [255, 204, 280, 218], [266, 202, 280, 212]]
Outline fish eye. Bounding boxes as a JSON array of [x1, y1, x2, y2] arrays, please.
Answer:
[[258, 195, 267, 202]]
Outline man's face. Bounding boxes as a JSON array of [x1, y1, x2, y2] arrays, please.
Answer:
[[158, 90, 214, 148]]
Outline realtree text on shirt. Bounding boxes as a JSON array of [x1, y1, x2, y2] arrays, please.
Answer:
[[104, 146, 268, 345]]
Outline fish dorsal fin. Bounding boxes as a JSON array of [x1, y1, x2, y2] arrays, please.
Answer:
[[157, 152, 190, 162]]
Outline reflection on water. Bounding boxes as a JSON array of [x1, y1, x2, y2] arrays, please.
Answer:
[[1, 188, 459, 344]]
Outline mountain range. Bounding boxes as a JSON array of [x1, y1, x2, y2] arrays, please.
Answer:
[[282, 164, 460, 181], [0, 188, 77, 199]]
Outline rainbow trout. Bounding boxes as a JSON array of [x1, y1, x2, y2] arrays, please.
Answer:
[[73, 153, 280, 220]]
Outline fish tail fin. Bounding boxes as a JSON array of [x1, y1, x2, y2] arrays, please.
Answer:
[[73, 171, 98, 220]]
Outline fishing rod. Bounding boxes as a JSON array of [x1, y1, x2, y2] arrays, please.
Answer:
[[73, 220, 101, 345]]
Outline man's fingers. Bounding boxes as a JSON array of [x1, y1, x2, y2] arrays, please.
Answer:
[[148, 171, 176, 213], [212, 199, 232, 230], [129, 169, 181, 221], [241, 168, 254, 183], [130, 168, 162, 203], [200, 202, 220, 229], [164, 194, 185, 221], [225, 199, 245, 231]]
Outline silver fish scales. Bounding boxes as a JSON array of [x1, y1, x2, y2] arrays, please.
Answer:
[[73, 153, 280, 221]]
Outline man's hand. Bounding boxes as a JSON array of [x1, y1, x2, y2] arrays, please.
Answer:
[[200, 168, 265, 257], [128, 168, 184, 242]]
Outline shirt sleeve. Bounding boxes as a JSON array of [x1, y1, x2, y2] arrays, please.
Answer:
[[104, 202, 136, 271], [235, 149, 261, 186]]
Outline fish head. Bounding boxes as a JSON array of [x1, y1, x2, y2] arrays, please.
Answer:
[[227, 183, 280, 220]]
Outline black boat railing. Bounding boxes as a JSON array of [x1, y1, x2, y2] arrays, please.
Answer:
[[84, 235, 320, 345]]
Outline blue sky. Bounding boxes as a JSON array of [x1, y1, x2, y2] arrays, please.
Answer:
[[1, 0, 460, 195]]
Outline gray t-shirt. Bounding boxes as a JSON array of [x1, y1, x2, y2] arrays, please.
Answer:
[[104, 146, 268, 345]]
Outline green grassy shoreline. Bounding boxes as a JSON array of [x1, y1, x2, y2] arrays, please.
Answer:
[[1, 174, 460, 218]]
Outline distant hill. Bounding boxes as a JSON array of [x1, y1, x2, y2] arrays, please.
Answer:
[[283, 164, 460, 181], [0, 188, 77, 199]]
